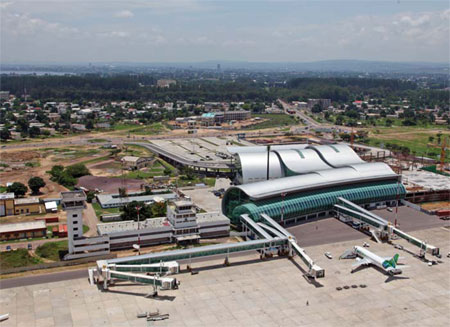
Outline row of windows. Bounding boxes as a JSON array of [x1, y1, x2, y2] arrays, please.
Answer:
[[230, 182, 405, 224]]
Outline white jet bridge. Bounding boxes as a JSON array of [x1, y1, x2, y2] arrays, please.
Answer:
[[89, 212, 325, 292], [334, 197, 440, 257], [259, 213, 325, 278]]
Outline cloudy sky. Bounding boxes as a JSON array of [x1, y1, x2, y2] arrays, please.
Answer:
[[1, 0, 449, 63]]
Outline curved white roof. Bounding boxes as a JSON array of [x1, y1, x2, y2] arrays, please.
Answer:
[[229, 162, 398, 200], [307, 144, 364, 168], [228, 143, 308, 154], [236, 152, 284, 183], [274, 149, 331, 174]]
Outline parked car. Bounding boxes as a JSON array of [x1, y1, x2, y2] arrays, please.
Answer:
[[27, 244, 32, 250], [6, 245, 12, 251]]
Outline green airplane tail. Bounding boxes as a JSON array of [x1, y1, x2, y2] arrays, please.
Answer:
[[388, 254, 399, 268]]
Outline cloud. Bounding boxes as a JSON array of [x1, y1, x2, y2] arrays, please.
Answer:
[[1, 12, 79, 37], [114, 10, 134, 18]]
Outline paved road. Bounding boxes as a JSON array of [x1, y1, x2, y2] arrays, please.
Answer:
[[0, 269, 87, 289]]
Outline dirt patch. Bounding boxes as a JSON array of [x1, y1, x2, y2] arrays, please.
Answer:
[[77, 175, 146, 193], [421, 201, 450, 211], [1, 150, 41, 162]]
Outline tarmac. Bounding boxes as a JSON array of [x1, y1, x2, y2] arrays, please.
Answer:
[[1, 224, 449, 327]]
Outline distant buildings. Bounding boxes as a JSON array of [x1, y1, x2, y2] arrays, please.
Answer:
[[157, 79, 177, 88]]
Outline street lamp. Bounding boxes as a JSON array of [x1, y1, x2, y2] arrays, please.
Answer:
[[281, 192, 287, 225], [136, 206, 141, 255]]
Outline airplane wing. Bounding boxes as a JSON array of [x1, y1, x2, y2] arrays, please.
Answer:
[[340, 249, 357, 259], [352, 258, 370, 269]]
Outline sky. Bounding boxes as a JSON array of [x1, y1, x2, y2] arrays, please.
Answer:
[[1, 0, 449, 64]]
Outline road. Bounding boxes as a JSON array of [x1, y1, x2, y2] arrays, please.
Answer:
[[83, 203, 99, 237]]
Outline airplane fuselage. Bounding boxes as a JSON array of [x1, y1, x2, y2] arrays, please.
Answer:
[[354, 246, 402, 275]]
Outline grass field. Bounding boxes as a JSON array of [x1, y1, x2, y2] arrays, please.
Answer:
[[36, 240, 68, 261], [245, 114, 298, 130], [0, 248, 42, 269], [366, 127, 449, 160], [87, 138, 109, 143], [92, 202, 121, 219], [130, 122, 167, 135], [177, 177, 215, 187]]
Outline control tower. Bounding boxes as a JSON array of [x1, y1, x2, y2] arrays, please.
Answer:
[[61, 191, 110, 260]]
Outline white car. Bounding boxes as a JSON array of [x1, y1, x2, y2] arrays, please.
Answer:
[[324, 252, 332, 259]]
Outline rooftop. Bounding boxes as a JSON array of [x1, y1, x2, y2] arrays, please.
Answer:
[[196, 212, 230, 224], [121, 156, 141, 163], [14, 197, 40, 205], [96, 193, 177, 207], [61, 191, 86, 201], [0, 221, 46, 234], [97, 217, 170, 235], [0, 193, 14, 200]]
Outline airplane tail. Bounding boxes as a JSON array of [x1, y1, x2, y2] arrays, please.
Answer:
[[384, 254, 399, 268]]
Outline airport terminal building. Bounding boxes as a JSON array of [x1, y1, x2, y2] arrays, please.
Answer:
[[223, 144, 406, 225]]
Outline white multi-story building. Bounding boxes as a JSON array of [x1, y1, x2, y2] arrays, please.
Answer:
[[61, 191, 110, 260], [97, 200, 230, 250]]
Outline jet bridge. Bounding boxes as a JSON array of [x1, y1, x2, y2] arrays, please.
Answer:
[[91, 236, 290, 290], [260, 213, 325, 278], [240, 214, 273, 240], [334, 197, 440, 257]]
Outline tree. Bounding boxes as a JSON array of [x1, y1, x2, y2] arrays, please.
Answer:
[[428, 136, 435, 143], [118, 187, 128, 198], [48, 165, 65, 180], [28, 176, 46, 194], [0, 127, 11, 141], [16, 118, 29, 133], [7, 182, 28, 197], [86, 120, 94, 130], [29, 126, 41, 138], [65, 163, 90, 178], [311, 103, 323, 113]]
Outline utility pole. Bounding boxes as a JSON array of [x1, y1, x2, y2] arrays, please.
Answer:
[[136, 206, 141, 255]]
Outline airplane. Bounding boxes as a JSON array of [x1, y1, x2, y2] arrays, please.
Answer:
[[340, 246, 406, 276]]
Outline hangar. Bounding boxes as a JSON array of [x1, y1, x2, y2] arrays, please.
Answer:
[[223, 144, 406, 225]]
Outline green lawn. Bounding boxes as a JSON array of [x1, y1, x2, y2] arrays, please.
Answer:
[[88, 138, 109, 143], [177, 177, 215, 187], [129, 122, 167, 135], [92, 202, 120, 219], [245, 114, 298, 130], [365, 129, 449, 161], [0, 186, 7, 193], [112, 123, 142, 131], [35, 240, 68, 261], [0, 248, 42, 269]]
